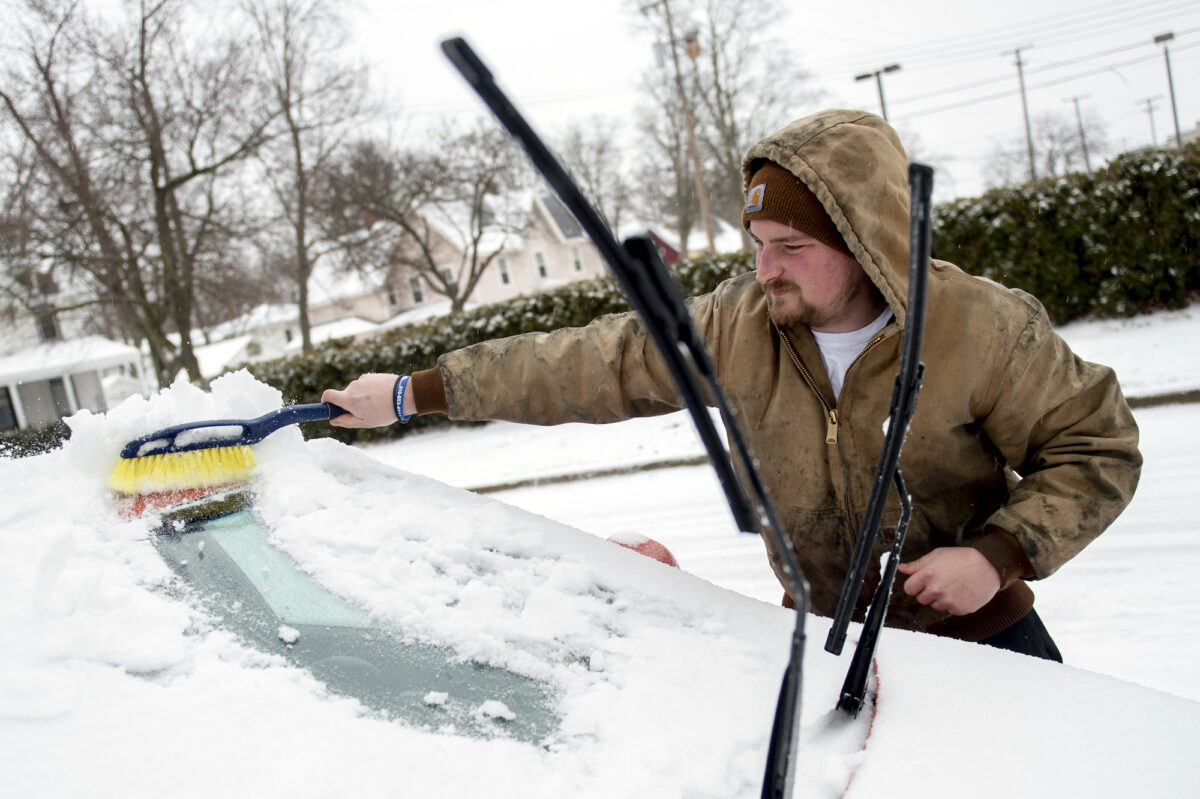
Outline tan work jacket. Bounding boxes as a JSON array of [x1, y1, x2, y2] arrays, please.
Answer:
[[429, 110, 1141, 639]]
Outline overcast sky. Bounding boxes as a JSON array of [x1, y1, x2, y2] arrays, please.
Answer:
[[350, 0, 1200, 202]]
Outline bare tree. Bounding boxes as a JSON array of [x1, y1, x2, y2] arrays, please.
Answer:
[[0, 0, 280, 384], [687, 0, 819, 231], [633, 0, 820, 248], [985, 109, 1111, 188], [317, 122, 529, 315], [556, 116, 632, 236], [244, 0, 369, 353], [631, 75, 700, 254]]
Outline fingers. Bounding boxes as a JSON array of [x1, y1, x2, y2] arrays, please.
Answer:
[[322, 373, 401, 428], [896, 551, 930, 575], [898, 547, 1001, 616]]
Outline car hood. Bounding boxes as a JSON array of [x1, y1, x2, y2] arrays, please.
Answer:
[[1, 370, 1196, 798]]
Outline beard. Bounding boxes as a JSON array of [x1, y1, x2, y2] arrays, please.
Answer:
[[761, 278, 828, 329]]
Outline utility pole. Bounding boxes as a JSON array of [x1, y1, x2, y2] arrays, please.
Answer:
[[1154, 32, 1183, 148], [644, 0, 716, 254], [1138, 96, 1163, 146], [854, 63, 901, 121], [1005, 46, 1037, 182], [1063, 95, 1092, 172]]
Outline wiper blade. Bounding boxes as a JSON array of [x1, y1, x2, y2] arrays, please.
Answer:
[[441, 36, 810, 798], [827, 163, 934, 715]]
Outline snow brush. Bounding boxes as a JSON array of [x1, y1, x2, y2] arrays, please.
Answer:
[[109, 402, 347, 513]]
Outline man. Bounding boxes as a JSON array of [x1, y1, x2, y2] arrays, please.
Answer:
[[323, 109, 1141, 661]]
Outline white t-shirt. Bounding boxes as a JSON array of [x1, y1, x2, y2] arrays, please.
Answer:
[[810, 309, 892, 401]]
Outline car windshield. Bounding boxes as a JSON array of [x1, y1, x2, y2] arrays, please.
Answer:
[[155, 505, 557, 743]]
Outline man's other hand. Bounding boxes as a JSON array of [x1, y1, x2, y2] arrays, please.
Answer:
[[897, 547, 1001, 616]]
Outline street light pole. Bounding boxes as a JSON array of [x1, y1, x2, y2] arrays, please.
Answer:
[[854, 63, 901, 121], [1154, 32, 1183, 149]]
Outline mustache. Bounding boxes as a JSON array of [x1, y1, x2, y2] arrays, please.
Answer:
[[760, 277, 801, 296]]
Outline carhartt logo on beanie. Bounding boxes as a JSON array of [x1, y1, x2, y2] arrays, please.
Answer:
[[742, 161, 849, 254]]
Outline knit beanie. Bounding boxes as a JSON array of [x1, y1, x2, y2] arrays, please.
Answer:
[[742, 161, 850, 254]]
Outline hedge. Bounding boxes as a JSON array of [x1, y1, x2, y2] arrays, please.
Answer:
[[933, 142, 1200, 324], [0, 421, 71, 458]]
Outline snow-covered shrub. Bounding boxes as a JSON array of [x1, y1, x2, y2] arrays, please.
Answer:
[[934, 143, 1200, 324]]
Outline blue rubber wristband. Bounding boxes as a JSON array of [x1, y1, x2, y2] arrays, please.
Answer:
[[393, 374, 412, 423]]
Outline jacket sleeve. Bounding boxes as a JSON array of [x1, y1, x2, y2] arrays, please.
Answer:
[[980, 300, 1142, 578], [435, 291, 725, 425]]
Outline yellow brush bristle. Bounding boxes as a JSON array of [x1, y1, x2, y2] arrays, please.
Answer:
[[108, 446, 257, 494]]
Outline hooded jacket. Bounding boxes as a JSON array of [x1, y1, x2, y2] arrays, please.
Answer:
[[417, 109, 1141, 640]]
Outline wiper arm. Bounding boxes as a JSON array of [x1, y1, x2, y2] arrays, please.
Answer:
[[827, 163, 934, 716], [441, 36, 811, 798]]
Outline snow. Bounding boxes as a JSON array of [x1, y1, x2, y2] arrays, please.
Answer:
[[0, 335, 142, 383], [2, 304, 1200, 797]]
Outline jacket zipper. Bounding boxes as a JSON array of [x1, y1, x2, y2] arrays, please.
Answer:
[[775, 323, 889, 565], [774, 324, 886, 445]]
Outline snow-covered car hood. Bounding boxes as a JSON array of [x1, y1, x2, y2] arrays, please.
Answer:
[[1, 371, 1196, 798]]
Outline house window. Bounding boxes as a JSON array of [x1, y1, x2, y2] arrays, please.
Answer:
[[410, 277, 424, 304], [284, 329, 293, 343], [571, 246, 583, 272], [498, 256, 510, 285], [535, 252, 548, 278], [0, 386, 16, 430], [48, 377, 71, 419], [36, 306, 61, 342], [439, 267, 458, 294], [386, 284, 398, 306]]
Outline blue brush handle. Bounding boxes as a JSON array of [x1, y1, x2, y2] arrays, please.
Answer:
[[120, 403, 348, 459]]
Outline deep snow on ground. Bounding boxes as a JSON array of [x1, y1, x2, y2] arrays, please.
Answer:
[[1, 304, 1199, 797]]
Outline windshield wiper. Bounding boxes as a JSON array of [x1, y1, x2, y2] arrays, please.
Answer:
[[827, 163, 933, 717], [441, 37, 812, 798]]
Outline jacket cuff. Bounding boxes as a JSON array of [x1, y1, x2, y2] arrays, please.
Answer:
[[410, 367, 449, 415], [969, 526, 1035, 590]]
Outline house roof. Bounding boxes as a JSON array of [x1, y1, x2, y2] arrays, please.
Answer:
[[537, 194, 584, 240], [621, 216, 747, 256], [195, 335, 258, 379], [286, 316, 379, 351], [378, 299, 475, 331], [0, 336, 142, 384]]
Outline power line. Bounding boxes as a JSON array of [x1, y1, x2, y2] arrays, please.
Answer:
[[888, 1, 1199, 71], [809, 0, 1200, 74], [891, 27, 1200, 106], [892, 40, 1200, 121]]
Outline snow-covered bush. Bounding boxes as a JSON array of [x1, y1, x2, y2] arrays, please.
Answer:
[[934, 143, 1200, 324]]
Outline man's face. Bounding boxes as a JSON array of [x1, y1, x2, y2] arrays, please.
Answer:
[[749, 219, 882, 333]]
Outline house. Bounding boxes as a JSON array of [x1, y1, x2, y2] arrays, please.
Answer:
[[0, 335, 150, 431], [0, 277, 152, 431], [389, 192, 608, 312], [619, 216, 748, 264], [1183, 121, 1200, 147], [149, 193, 750, 381]]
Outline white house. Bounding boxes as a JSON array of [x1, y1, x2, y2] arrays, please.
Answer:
[[391, 192, 608, 312], [1, 273, 153, 431], [0, 335, 150, 430]]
